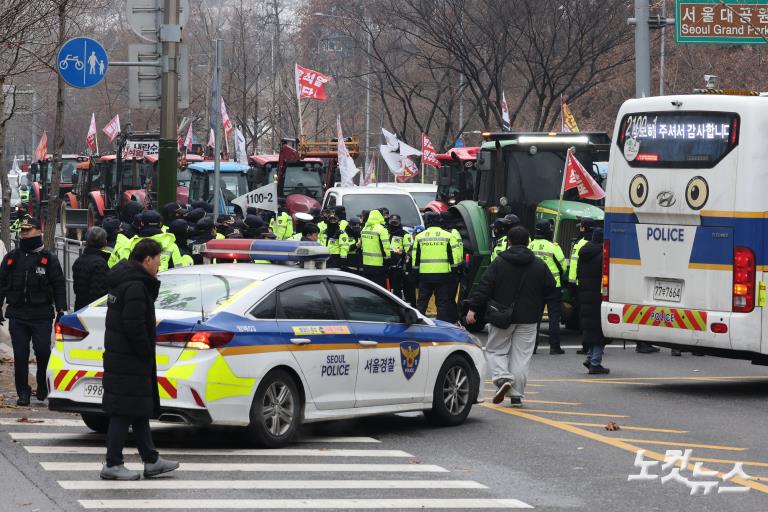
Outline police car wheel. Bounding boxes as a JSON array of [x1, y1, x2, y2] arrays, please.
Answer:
[[424, 355, 473, 426], [81, 413, 110, 433], [248, 370, 301, 448]]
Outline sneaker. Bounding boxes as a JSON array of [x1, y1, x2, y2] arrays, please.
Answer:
[[493, 381, 512, 404], [16, 391, 30, 407], [582, 359, 591, 370], [100, 464, 141, 481], [144, 456, 179, 478], [671, 349, 682, 357], [588, 365, 610, 375], [549, 347, 565, 355], [509, 396, 523, 408]]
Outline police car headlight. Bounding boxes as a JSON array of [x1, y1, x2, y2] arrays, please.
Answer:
[[499, 196, 508, 207]]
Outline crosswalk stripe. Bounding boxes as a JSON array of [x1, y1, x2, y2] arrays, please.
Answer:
[[42, 462, 449, 472], [78, 498, 533, 509], [0, 419, 93, 427], [27, 446, 410, 457], [60, 480, 488, 490], [8, 432, 380, 443]]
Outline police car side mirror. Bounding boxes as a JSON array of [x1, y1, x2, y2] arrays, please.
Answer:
[[401, 307, 420, 325]]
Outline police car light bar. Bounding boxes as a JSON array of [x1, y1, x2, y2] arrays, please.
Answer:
[[199, 239, 330, 266]]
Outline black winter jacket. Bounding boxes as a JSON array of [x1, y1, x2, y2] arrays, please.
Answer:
[[0, 246, 66, 319], [576, 240, 606, 344], [102, 260, 161, 418], [468, 246, 557, 325], [72, 247, 110, 310]]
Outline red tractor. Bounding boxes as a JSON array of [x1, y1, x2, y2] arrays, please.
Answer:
[[27, 154, 90, 218], [428, 146, 480, 212]]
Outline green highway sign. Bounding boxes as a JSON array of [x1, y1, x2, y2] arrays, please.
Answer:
[[676, 0, 768, 44]]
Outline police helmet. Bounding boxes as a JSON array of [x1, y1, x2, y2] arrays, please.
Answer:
[[140, 210, 162, 228], [184, 208, 206, 224], [424, 212, 441, 227], [503, 214, 521, 227], [388, 214, 402, 228], [535, 219, 553, 235]]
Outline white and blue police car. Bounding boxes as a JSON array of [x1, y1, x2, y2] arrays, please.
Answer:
[[48, 240, 486, 447]]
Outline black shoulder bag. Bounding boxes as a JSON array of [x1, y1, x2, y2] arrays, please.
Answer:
[[485, 271, 527, 329]]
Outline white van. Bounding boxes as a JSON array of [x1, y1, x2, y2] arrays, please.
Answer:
[[601, 93, 768, 363], [322, 187, 424, 228]]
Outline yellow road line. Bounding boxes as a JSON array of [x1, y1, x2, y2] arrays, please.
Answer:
[[563, 422, 688, 434], [610, 438, 746, 452], [481, 404, 768, 494], [483, 389, 538, 395], [517, 409, 627, 418], [522, 400, 582, 406]]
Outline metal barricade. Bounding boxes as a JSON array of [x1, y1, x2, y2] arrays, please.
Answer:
[[55, 236, 86, 310]]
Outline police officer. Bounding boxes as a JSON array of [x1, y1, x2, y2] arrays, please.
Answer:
[[491, 214, 520, 262], [0, 218, 66, 405], [300, 222, 320, 242], [160, 202, 186, 230], [216, 215, 236, 238], [360, 209, 390, 288], [18, 184, 29, 204], [168, 219, 195, 267], [269, 207, 294, 240], [387, 214, 415, 304], [334, 206, 349, 231], [412, 212, 460, 323], [101, 217, 122, 251], [567, 218, 598, 354], [290, 212, 314, 241], [111, 211, 186, 271], [189, 217, 218, 264], [319, 213, 349, 269], [529, 220, 567, 354], [342, 217, 363, 274], [119, 201, 145, 239]]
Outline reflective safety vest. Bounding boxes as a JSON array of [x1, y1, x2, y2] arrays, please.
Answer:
[[450, 229, 463, 266], [412, 227, 457, 275], [107, 233, 133, 268], [490, 236, 507, 262], [568, 237, 589, 285], [528, 238, 567, 288], [19, 189, 29, 203], [360, 224, 390, 267], [269, 212, 294, 240], [110, 233, 188, 272], [319, 229, 350, 257], [289, 232, 302, 241], [215, 232, 225, 240]]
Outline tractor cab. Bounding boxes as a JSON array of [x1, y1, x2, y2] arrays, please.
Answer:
[[188, 162, 250, 214], [434, 146, 480, 211]]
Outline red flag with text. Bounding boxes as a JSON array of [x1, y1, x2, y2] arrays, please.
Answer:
[[295, 64, 331, 100], [184, 122, 194, 151], [34, 132, 48, 161], [563, 150, 604, 200], [102, 115, 121, 142], [421, 133, 440, 167]]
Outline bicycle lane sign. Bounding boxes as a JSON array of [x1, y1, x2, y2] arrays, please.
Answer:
[[57, 37, 109, 89]]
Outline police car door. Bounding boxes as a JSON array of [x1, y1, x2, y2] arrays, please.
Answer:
[[276, 278, 359, 410], [327, 278, 429, 407]]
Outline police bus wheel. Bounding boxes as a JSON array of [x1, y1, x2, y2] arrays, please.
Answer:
[[424, 355, 473, 427], [248, 370, 301, 448], [81, 413, 110, 433]]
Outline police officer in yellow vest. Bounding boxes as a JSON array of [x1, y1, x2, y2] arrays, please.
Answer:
[[318, 213, 349, 269], [268, 208, 294, 240], [491, 214, 521, 262], [413, 212, 460, 323], [567, 218, 594, 354], [387, 214, 415, 305], [18, 185, 29, 204], [529, 220, 567, 354], [360, 209, 390, 288], [109, 211, 186, 271]]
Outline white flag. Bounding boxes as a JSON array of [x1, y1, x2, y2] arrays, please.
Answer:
[[86, 113, 98, 152], [102, 114, 121, 142], [382, 127, 399, 149], [380, 144, 404, 176], [207, 128, 215, 148], [184, 122, 194, 151], [235, 128, 248, 164], [363, 152, 375, 186], [337, 115, 359, 187], [501, 90, 510, 131], [10, 158, 21, 177]]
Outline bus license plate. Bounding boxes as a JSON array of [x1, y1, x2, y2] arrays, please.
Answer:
[[653, 280, 682, 302], [82, 381, 103, 398]]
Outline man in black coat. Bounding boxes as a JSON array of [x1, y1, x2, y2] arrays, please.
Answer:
[[466, 226, 557, 408], [0, 217, 67, 405], [72, 227, 110, 310], [577, 228, 610, 374], [100, 239, 179, 481]]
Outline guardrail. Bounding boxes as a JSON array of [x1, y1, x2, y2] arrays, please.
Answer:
[[54, 236, 86, 310]]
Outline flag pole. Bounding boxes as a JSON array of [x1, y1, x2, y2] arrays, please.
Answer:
[[553, 147, 571, 241]]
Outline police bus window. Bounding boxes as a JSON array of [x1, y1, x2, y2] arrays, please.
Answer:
[[333, 283, 402, 323], [249, 292, 277, 319], [278, 283, 337, 320]]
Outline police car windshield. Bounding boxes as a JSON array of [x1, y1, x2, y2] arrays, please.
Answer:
[[343, 194, 421, 226], [156, 274, 254, 313]]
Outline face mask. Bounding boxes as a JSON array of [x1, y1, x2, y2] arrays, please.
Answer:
[[20, 235, 43, 252]]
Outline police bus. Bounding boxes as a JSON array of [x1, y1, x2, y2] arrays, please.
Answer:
[[601, 91, 768, 364]]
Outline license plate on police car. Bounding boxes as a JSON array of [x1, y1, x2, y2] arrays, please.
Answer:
[[653, 279, 682, 302], [81, 381, 103, 398]]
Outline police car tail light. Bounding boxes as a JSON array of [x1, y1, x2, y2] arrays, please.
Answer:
[[55, 323, 88, 342], [601, 240, 610, 301], [187, 331, 234, 350], [733, 246, 755, 313], [155, 332, 190, 348]]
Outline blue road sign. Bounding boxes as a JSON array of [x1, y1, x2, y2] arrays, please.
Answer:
[[57, 37, 109, 89]]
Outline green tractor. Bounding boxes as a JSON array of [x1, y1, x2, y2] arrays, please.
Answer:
[[445, 132, 610, 328]]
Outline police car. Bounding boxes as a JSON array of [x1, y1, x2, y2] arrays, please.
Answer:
[[48, 240, 485, 447]]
